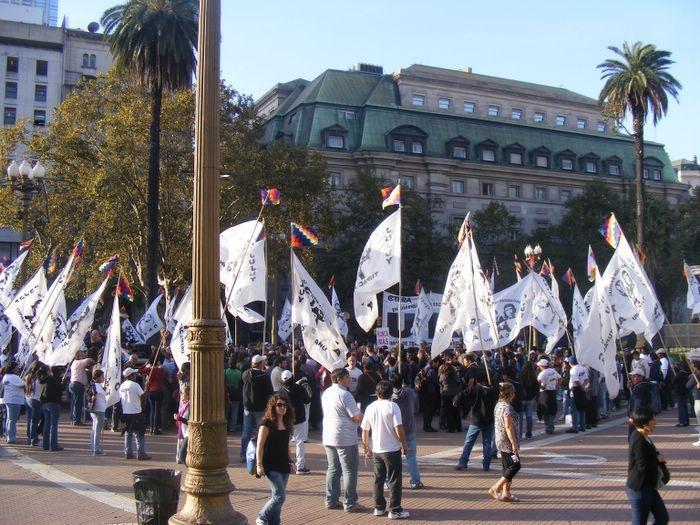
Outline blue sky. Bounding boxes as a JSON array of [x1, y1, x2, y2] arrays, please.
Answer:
[[60, 0, 699, 161]]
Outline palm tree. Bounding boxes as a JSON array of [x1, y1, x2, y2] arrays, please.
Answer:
[[597, 42, 681, 252], [101, 0, 197, 302]]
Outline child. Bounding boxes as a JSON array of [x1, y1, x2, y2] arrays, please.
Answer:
[[173, 385, 190, 464]]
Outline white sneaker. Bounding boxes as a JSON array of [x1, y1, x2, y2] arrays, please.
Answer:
[[388, 510, 410, 520], [373, 508, 387, 516], [692, 440, 700, 447]]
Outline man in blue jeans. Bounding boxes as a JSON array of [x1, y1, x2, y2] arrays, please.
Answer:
[[69, 351, 93, 425], [240, 354, 272, 461], [565, 356, 589, 433], [454, 382, 497, 471]]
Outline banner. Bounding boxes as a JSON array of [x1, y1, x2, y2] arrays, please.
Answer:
[[135, 294, 165, 341], [122, 318, 145, 346], [224, 239, 266, 318], [354, 209, 401, 332], [381, 292, 442, 345], [5, 267, 47, 339], [530, 273, 567, 353], [277, 298, 292, 341], [411, 287, 434, 343], [291, 253, 347, 371], [170, 285, 192, 369], [164, 290, 179, 334], [101, 295, 122, 407], [0, 250, 28, 308], [571, 283, 587, 352], [331, 286, 348, 338], [684, 262, 700, 315]]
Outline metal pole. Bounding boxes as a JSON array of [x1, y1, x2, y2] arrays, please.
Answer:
[[290, 243, 295, 376], [170, 0, 245, 522]]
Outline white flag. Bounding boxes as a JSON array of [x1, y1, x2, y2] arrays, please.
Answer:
[[220, 220, 264, 289], [291, 253, 347, 371], [411, 287, 433, 342], [601, 235, 664, 341], [164, 290, 179, 334], [5, 267, 47, 339], [122, 318, 145, 346], [571, 283, 587, 351], [170, 285, 192, 369], [224, 239, 266, 318], [684, 262, 700, 315], [101, 296, 122, 407], [331, 286, 348, 338], [135, 294, 165, 341], [530, 273, 567, 353], [0, 315, 13, 353], [277, 298, 292, 341], [354, 209, 401, 332], [491, 274, 536, 349], [0, 250, 28, 307], [46, 278, 108, 367]]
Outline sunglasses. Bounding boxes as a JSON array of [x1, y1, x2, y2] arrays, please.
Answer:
[[275, 403, 288, 408]]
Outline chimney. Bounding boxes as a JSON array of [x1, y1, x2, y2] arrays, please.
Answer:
[[461, 67, 473, 74]]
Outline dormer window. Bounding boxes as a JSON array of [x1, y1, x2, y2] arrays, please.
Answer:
[[504, 143, 526, 166], [322, 124, 348, 150], [327, 135, 344, 148], [388, 125, 428, 156], [643, 157, 664, 182], [393, 140, 406, 152], [411, 142, 424, 154], [476, 139, 498, 163], [579, 152, 600, 174], [446, 136, 470, 160], [604, 156, 622, 176], [530, 146, 551, 169], [452, 146, 467, 159], [555, 149, 577, 171]]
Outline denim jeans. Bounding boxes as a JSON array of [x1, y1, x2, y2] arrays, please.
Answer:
[[26, 398, 41, 445], [42, 402, 61, 450], [259, 470, 288, 525], [519, 399, 534, 438], [373, 449, 403, 513], [147, 390, 163, 431], [69, 381, 86, 423], [625, 487, 669, 525], [677, 397, 689, 426], [4, 403, 21, 443], [227, 400, 240, 432], [458, 424, 494, 468], [176, 437, 188, 464], [562, 389, 572, 417], [324, 444, 359, 509], [123, 414, 146, 457], [90, 411, 105, 453], [240, 409, 263, 458], [405, 434, 420, 485]]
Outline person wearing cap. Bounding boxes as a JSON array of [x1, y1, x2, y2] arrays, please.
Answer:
[[536, 359, 560, 434], [240, 354, 273, 463], [627, 368, 659, 439], [118, 367, 150, 460], [69, 350, 94, 426], [279, 369, 312, 474], [565, 357, 588, 433], [111, 353, 138, 432]]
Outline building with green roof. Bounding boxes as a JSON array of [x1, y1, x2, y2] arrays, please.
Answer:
[[257, 63, 689, 232]]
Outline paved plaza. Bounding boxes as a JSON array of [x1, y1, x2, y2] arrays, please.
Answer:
[[0, 408, 698, 524]]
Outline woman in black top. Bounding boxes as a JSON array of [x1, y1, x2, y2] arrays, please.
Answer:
[[39, 365, 65, 451], [626, 408, 669, 525], [256, 393, 294, 525]]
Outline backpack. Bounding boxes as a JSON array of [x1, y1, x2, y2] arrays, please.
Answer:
[[86, 382, 97, 412], [246, 438, 259, 477]]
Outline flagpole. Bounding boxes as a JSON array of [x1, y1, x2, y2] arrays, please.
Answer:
[[262, 233, 268, 346], [397, 201, 403, 375], [466, 230, 491, 386], [290, 226, 295, 377]]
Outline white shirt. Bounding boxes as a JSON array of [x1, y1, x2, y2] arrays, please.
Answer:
[[538, 368, 561, 391], [659, 356, 670, 379], [346, 366, 362, 394], [92, 382, 108, 413], [361, 399, 403, 453], [119, 379, 144, 414], [321, 383, 360, 447], [631, 358, 650, 378], [2, 374, 25, 405], [569, 364, 589, 389], [70, 359, 91, 385]]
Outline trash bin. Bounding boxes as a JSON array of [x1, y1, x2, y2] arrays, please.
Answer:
[[132, 469, 182, 525]]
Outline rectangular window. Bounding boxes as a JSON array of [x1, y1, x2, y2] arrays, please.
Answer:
[[5, 82, 17, 99], [329, 173, 341, 189], [555, 115, 566, 126], [326, 134, 344, 149], [3, 107, 17, 126], [585, 161, 597, 173], [411, 141, 423, 154], [451, 180, 464, 193], [511, 108, 523, 120], [452, 146, 467, 159], [482, 149, 495, 162], [411, 94, 425, 106], [652, 169, 662, 181], [535, 187, 547, 201], [36, 60, 48, 76], [401, 175, 415, 189], [481, 183, 494, 196], [597, 121, 606, 132], [561, 158, 573, 171], [577, 118, 587, 129], [508, 185, 521, 199], [393, 140, 405, 153], [34, 84, 47, 102], [33, 109, 46, 127], [6, 57, 19, 74], [463, 101, 475, 113], [509, 152, 523, 165], [643, 168, 650, 179], [438, 97, 450, 110], [533, 112, 545, 123], [608, 164, 620, 176], [535, 155, 548, 168], [337, 110, 355, 120], [487, 105, 500, 117], [560, 190, 571, 202], [536, 219, 549, 230]]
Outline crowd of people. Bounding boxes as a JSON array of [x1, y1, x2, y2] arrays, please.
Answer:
[[1, 329, 699, 524]]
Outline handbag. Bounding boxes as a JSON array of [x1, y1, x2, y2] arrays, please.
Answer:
[[657, 462, 670, 489]]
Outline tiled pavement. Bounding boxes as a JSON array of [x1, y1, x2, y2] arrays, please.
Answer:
[[1, 408, 698, 524]]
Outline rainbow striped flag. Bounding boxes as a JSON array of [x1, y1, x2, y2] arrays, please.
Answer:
[[563, 268, 576, 288], [290, 223, 318, 248], [260, 188, 281, 206], [72, 239, 85, 263], [539, 260, 551, 277], [599, 212, 623, 249], [99, 254, 119, 275], [380, 184, 401, 209], [587, 245, 598, 282]]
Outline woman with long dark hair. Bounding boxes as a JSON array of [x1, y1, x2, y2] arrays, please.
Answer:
[[489, 382, 521, 502], [24, 361, 44, 446], [255, 393, 295, 525]]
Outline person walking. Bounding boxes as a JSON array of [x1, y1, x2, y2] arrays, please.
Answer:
[[321, 368, 366, 513], [39, 365, 65, 451], [391, 373, 423, 489], [489, 382, 522, 502], [88, 369, 107, 456], [537, 359, 560, 434], [361, 380, 410, 520], [2, 361, 25, 444], [453, 379, 498, 471], [255, 393, 294, 525], [241, 354, 273, 462], [119, 367, 150, 460], [626, 408, 670, 524], [279, 369, 312, 474], [69, 350, 94, 425]]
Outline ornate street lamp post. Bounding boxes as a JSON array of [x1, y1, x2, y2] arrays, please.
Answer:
[[170, 0, 246, 523]]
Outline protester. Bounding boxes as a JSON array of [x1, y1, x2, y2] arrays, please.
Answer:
[[672, 361, 690, 427], [517, 362, 539, 439], [255, 393, 294, 525], [361, 380, 410, 519], [270, 356, 289, 393], [438, 353, 460, 433], [489, 382, 521, 502], [1, 361, 24, 444], [688, 361, 700, 447], [39, 365, 64, 451], [454, 377, 497, 471], [112, 353, 139, 432], [346, 355, 363, 396], [536, 359, 560, 434], [88, 369, 107, 456], [225, 355, 242, 432], [24, 361, 43, 446], [241, 354, 273, 462], [566, 356, 588, 433], [279, 369, 312, 474], [140, 354, 166, 435], [69, 350, 94, 425], [626, 408, 669, 524], [356, 360, 380, 411], [321, 368, 365, 512], [174, 384, 190, 464], [391, 373, 422, 489], [627, 369, 659, 439], [119, 367, 150, 460]]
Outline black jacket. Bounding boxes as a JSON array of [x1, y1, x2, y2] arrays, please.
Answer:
[[242, 368, 273, 412], [279, 380, 311, 424], [454, 384, 497, 427], [627, 430, 661, 491]]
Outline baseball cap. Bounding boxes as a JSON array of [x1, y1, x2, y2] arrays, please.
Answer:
[[656, 348, 667, 354], [629, 369, 645, 377], [565, 356, 576, 365], [281, 370, 293, 382], [251, 354, 266, 365], [536, 359, 550, 367], [123, 367, 137, 378]]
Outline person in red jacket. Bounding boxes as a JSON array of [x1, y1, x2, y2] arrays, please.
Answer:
[[140, 354, 166, 435]]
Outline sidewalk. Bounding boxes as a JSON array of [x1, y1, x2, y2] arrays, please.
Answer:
[[0, 409, 698, 524]]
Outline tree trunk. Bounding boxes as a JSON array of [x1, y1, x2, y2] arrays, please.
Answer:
[[632, 109, 645, 254], [146, 81, 163, 303]]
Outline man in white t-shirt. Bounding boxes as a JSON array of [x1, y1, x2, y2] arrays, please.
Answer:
[[536, 359, 561, 434], [69, 351, 94, 425], [361, 380, 409, 520], [346, 355, 362, 396], [565, 356, 588, 433], [118, 367, 150, 460]]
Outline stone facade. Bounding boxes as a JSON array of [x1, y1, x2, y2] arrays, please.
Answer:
[[673, 156, 700, 191]]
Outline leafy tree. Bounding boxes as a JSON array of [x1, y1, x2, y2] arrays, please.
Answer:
[[101, 0, 198, 302], [597, 42, 681, 252]]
